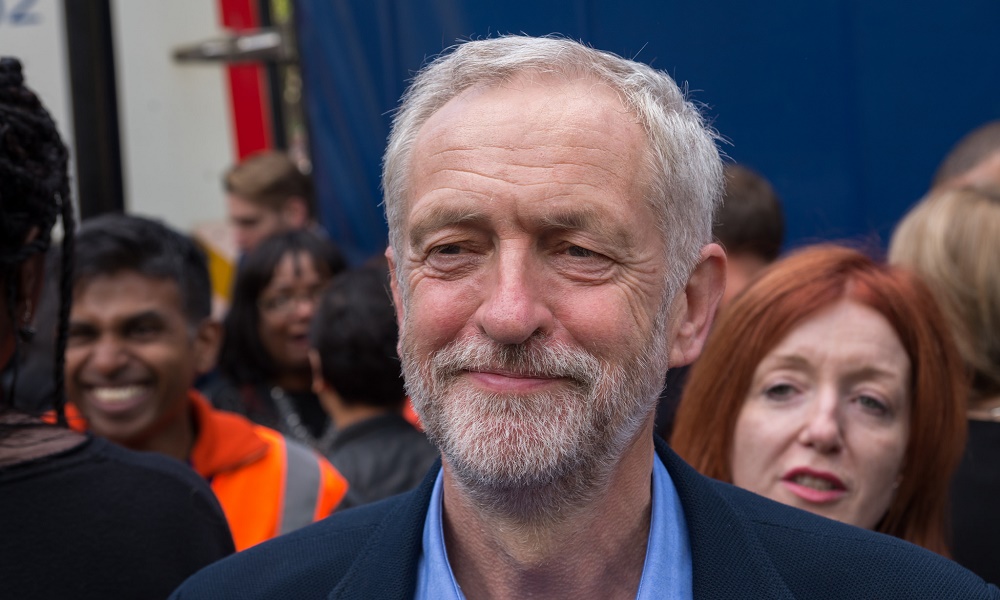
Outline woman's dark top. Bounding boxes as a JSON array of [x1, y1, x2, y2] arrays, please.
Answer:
[[0, 434, 235, 599], [951, 418, 1000, 584]]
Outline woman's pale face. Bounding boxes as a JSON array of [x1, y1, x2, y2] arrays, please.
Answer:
[[257, 251, 327, 374], [731, 299, 911, 530]]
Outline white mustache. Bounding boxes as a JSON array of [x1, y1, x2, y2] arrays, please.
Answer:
[[429, 336, 601, 390]]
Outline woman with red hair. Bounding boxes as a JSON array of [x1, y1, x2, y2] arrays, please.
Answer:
[[671, 244, 967, 556]]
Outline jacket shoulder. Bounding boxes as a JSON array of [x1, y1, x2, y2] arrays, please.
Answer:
[[664, 436, 999, 599], [171, 488, 417, 600], [731, 484, 998, 598]]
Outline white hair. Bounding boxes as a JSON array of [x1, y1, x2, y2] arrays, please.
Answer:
[[382, 34, 724, 301]]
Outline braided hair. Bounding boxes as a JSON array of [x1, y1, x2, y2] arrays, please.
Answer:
[[0, 57, 75, 424]]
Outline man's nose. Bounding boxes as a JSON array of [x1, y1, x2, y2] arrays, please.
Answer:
[[797, 391, 844, 453], [475, 247, 554, 345], [88, 336, 129, 376]]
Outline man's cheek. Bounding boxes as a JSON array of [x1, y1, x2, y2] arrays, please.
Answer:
[[411, 294, 474, 346]]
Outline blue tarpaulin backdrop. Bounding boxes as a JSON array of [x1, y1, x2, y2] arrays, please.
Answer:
[[295, 0, 1000, 265]]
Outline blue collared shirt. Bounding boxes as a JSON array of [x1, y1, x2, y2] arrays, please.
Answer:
[[414, 452, 692, 599]]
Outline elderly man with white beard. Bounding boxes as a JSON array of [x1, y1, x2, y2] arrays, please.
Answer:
[[172, 35, 1000, 600]]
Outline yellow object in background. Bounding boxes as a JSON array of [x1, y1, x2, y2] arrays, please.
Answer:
[[193, 220, 237, 320]]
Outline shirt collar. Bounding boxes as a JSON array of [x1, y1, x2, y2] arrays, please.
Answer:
[[415, 452, 692, 599], [414, 469, 464, 599]]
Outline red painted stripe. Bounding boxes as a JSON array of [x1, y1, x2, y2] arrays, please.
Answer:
[[219, 0, 258, 31], [226, 65, 273, 158], [218, 0, 273, 158]]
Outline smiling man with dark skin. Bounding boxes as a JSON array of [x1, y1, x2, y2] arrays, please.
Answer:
[[172, 36, 999, 600], [68, 270, 208, 458], [65, 214, 347, 551]]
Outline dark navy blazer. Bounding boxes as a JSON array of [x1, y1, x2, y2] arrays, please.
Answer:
[[172, 437, 999, 599]]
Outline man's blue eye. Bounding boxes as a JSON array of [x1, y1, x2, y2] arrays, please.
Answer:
[[566, 246, 595, 258], [435, 244, 462, 255]]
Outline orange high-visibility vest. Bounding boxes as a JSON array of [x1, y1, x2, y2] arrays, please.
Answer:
[[67, 391, 348, 551], [186, 391, 347, 550]]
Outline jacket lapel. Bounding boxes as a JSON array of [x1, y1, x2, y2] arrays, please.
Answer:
[[328, 461, 440, 599], [657, 437, 795, 599]]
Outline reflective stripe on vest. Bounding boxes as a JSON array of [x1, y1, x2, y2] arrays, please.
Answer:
[[279, 438, 322, 535], [209, 426, 347, 550]]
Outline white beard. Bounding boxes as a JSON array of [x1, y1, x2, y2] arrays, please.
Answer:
[[401, 317, 669, 523]]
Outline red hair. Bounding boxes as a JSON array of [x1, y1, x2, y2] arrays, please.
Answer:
[[671, 245, 967, 555]]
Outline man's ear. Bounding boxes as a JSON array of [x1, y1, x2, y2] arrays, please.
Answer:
[[308, 349, 327, 394], [192, 319, 223, 376], [386, 245, 405, 326], [310, 349, 344, 420], [281, 196, 310, 229], [668, 243, 726, 368]]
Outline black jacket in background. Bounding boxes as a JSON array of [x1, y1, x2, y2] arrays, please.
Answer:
[[951, 418, 1000, 584]]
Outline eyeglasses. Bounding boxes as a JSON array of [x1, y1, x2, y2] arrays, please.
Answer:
[[257, 287, 325, 315]]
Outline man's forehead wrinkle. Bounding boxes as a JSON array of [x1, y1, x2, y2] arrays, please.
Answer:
[[421, 166, 555, 190], [423, 144, 633, 177], [525, 156, 631, 183], [424, 144, 631, 168], [419, 160, 629, 193]]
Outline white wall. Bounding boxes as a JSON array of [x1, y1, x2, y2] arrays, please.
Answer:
[[0, 0, 75, 198], [111, 0, 234, 234]]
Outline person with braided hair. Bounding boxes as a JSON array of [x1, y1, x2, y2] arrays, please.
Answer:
[[0, 57, 234, 599]]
